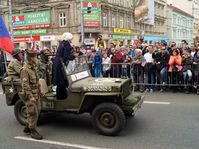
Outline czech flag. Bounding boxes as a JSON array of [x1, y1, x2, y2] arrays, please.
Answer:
[[0, 15, 14, 54]]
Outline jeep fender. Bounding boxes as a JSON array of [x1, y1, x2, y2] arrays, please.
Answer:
[[78, 92, 122, 113]]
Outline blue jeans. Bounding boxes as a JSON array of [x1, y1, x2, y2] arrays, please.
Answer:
[[160, 67, 167, 89], [94, 65, 101, 77]]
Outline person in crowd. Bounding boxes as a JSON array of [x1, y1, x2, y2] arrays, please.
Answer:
[[21, 49, 43, 140], [128, 45, 136, 58], [110, 45, 123, 78], [168, 48, 182, 92], [37, 49, 52, 86], [181, 40, 190, 53], [102, 52, 111, 77], [121, 49, 131, 77], [182, 50, 193, 94], [168, 42, 177, 54], [95, 34, 106, 49], [193, 50, 199, 95], [7, 48, 24, 81], [132, 37, 139, 48], [144, 45, 156, 92], [86, 49, 94, 75], [153, 41, 161, 52], [152, 46, 170, 92], [92, 48, 102, 77], [52, 32, 74, 99], [190, 43, 196, 58], [107, 42, 115, 57], [132, 49, 146, 92]]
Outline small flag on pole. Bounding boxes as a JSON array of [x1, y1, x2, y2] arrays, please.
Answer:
[[0, 15, 14, 54]]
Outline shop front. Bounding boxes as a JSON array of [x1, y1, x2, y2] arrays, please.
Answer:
[[111, 28, 133, 46], [12, 11, 53, 50], [144, 35, 169, 44]]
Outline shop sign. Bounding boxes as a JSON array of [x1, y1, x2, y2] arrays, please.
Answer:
[[13, 29, 47, 36], [83, 0, 101, 28], [12, 11, 50, 26], [40, 35, 55, 41], [13, 24, 50, 30], [14, 36, 40, 43], [84, 38, 95, 45], [84, 21, 100, 27], [112, 34, 132, 40], [113, 28, 132, 35]]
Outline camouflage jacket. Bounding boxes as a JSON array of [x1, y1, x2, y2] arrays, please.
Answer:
[[20, 63, 40, 100], [7, 59, 22, 79], [36, 60, 52, 86]]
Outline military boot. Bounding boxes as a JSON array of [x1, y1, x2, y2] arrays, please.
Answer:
[[23, 125, 31, 135], [30, 128, 43, 140]]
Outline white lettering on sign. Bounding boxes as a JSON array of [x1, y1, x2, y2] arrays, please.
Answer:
[[40, 35, 55, 41], [71, 75, 77, 82], [86, 86, 112, 92], [75, 71, 89, 80]]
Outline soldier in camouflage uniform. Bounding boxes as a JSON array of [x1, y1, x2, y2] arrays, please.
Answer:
[[7, 49, 23, 81], [20, 50, 43, 140], [37, 49, 52, 86]]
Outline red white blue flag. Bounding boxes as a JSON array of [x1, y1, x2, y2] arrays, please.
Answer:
[[0, 15, 14, 54]]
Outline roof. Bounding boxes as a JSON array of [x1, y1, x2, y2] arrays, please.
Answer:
[[167, 4, 194, 18]]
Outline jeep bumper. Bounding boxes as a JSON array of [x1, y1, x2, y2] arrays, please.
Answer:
[[122, 94, 144, 116]]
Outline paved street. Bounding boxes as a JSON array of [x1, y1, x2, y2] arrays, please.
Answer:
[[0, 91, 199, 149]]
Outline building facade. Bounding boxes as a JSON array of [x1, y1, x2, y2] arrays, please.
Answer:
[[1, 0, 167, 49], [143, 0, 168, 44], [166, 4, 194, 45], [192, 0, 199, 42]]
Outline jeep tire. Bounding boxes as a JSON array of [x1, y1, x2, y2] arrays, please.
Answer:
[[14, 100, 27, 125], [92, 103, 126, 136]]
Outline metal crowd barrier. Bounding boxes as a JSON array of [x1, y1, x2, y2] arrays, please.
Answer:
[[88, 62, 199, 91]]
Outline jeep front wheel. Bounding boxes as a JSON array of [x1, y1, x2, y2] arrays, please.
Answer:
[[92, 103, 126, 136], [14, 100, 27, 125]]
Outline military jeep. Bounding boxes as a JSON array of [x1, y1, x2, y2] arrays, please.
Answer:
[[2, 56, 144, 136]]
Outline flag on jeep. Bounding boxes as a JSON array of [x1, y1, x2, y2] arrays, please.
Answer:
[[0, 15, 14, 54]]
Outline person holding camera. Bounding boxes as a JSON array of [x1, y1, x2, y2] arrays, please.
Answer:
[[168, 48, 182, 92], [152, 46, 170, 92]]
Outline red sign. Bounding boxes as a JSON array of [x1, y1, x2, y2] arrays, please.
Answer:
[[12, 16, 25, 22], [84, 21, 100, 27], [83, 2, 97, 8], [13, 24, 50, 30], [14, 36, 40, 43]]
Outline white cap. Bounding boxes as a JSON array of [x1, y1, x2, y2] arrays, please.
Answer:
[[62, 32, 73, 41]]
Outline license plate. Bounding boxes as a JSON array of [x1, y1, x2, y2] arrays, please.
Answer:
[[42, 101, 54, 109]]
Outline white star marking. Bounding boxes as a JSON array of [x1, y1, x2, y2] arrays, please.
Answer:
[[9, 87, 14, 93]]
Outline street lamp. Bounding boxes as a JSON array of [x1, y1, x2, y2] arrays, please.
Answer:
[[8, 0, 13, 42], [80, 0, 84, 44]]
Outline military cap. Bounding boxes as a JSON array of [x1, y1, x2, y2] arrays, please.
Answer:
[[12, 48, 22, 56], [98, 34, 102, 38], [26, 49, 38, 57]]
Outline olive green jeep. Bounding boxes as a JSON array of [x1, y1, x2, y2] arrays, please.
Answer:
[[2, 56, 144, 136]]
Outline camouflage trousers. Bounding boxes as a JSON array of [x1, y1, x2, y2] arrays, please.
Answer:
[[25, 98, 41, 129]]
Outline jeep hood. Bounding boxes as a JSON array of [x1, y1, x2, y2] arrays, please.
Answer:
[[70, 77, 131, 93]]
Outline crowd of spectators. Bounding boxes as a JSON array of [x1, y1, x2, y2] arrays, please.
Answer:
[[73, 38, 199, 95]]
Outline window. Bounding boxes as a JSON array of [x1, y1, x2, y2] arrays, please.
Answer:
[[173, 28, 177, 38], [119, 16, 124, 28], [103, 12, 108, 27], [112, 15, 116, 28], [173, 14, 177, 24], [59, 12, 66, 27], [127, 16, 131, 29]]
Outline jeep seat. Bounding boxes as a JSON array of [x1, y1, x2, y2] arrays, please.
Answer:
[[39, 79, 56, 98]]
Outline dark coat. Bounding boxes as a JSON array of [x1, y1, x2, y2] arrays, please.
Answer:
[[52, 40, 74, 85], [153, 52, 170, 70]]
